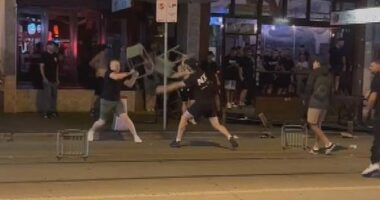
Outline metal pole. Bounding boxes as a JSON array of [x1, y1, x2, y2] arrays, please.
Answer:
[[163, 22, 168, 130]]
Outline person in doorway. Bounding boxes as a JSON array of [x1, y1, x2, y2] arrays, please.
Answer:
[[156, 59, 239, 149], [361, 59, 380, 177], [87, 60, 142, 143], [39, 41, 59, 119], [223, 47, 240, 108], [89, 44, 109, 117], [329, 39, 347, 94], [237, 48, 254, 106], [305, 58, 336, 155]]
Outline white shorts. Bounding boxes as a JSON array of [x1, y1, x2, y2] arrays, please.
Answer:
[[224, 80, 236, 90]]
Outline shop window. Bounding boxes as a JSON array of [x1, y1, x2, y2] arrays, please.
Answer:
[[17, 13, 44, 89], [211, 0, 231, 14], [310, 0, 331, 21], [261, 25, 331, 62], [287, 0, 307, 19], [234, 0, 258, 17], [262, 0, 283, 17]]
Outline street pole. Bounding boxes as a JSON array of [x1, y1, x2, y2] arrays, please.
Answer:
[[163, 22, 168, 130]]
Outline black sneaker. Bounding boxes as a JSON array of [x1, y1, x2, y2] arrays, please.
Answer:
[[170, 140, 181, 148], [50, 112, 59, 118], [229, 136, 239, 149], [42, 113, 50, 119], [325, 143, 336, 155]]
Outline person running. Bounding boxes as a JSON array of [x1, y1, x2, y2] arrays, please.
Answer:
[[305, 58, 336, 155], [156, 59, 239, 149], [87, 60, 142, 143], [361, 59, 380, 177], [171, 59, 197, 125]]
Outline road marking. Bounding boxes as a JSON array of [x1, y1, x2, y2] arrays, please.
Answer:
[[3, 185, 380, 200]]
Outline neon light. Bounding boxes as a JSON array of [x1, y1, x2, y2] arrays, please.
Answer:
[[27, 23, 36, 35]]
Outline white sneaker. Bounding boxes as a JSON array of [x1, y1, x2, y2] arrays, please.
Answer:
[[189, 118, 197, 125], [362, 163, 380, 177], [134, 135, 143, 143], [226, 103, 232, 109], [87, 129, 94, 142]]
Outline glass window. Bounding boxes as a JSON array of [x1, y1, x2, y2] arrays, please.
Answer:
[[310, 0, 331, 21], [211, 0, 231, 14], [17, 13, 44, 89], [262, 0, 283, 16], [287, 0, 307, 19], [234, 0, 258, 17]]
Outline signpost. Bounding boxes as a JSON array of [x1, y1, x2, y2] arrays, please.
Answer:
[[156, 0, 178, 130]]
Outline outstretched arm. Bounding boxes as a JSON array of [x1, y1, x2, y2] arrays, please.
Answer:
[[170, 71, 193, 79], [156, 81, 186, 94], [110, 69, 135, 80]]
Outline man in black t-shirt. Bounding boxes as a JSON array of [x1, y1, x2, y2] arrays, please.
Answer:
[[362, 59, 380, 177], [39, 42, 59, 119], [156, 59, 239, 149], [87, 60, 142, 143], [329, 39, 346, 93]]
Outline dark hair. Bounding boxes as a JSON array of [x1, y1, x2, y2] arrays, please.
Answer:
[[47, 41, 58, 46], [185, 58, 200, 71]]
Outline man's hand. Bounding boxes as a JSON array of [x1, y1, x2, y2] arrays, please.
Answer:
[[156, 85, 166, 94]]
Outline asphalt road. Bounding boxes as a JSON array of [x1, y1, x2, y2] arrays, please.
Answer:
[[0, 133, 379, 200]]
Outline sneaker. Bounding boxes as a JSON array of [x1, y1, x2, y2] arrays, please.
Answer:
[[50, 112, 58, 118], [309, 148, 319, 155], [189, 118, 197, 125], [134, 135, 143, 143], [170, 140, 181, 148], [229, 136, 239, 149], [325, 143, 336, 155], [231, 103, 238, 108], [226, 103, 232, 109], [42, 113, 50, 119], [87, 129, 95, 142], [362, 163, 380, 177]]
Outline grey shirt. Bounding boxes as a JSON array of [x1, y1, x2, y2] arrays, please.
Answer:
[[305, 67, 332, 110]]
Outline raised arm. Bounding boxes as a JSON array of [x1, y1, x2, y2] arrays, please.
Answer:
[[156, 81, 186, 94], [109, 69, 135, 80]]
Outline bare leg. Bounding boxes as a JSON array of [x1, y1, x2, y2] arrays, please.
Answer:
[[119, 113, 142, 143], [335, 76, 340, 92], [309, 124, 330, 146], [239, 89, 248, 106], [209, 117, 232, 139], [175, 112, 191, 142], [87, 119, 106, 141], [181, 102, 187, 114]]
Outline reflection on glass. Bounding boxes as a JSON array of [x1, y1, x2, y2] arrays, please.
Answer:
[[262, 0, 283, 16], [225, 18, 257, 34], [261, 25, 331, 62], [235, 0, 258, 17], [311, 0, 331, 21], [17, 13, 43, 89], [287, 0, 307, 19], [211, 0, 231, 14]]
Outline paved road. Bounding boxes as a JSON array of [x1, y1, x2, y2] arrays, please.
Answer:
[[0, 133, 379, 200]]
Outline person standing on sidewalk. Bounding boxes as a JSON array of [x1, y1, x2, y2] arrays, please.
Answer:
[[361, 59, 380, 177], [156, 59, 239, 149], [305, 58, 336, 155], [39, 41, 59, 119], [87, 60, 142, 143]]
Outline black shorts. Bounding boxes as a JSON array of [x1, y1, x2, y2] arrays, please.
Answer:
[[179, 87, 194, 102], [188, 102, 217, 118], [94, 77, 104, 96], [330, 66, 343, 77]]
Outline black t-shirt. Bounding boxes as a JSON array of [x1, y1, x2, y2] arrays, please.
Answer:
[[184, 70, 217, 103], [222, 56, 239, 80], [41, 52, 58, 83], [237, 56, 254, 80], [101, 70, 123, 101], [371, 74, 380, 119], [330, 46, 344, 67], [201, 61, 219, 82]]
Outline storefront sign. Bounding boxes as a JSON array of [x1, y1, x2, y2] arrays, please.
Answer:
[[112, 0, 131, 12], [331, 7, 380, 25], [156, 0, 178, 23]]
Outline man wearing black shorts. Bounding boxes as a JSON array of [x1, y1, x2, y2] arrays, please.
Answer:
[[156, 59, 239, 149]]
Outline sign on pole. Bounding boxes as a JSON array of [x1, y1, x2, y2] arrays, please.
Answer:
[[156, 0, 178, 23]]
